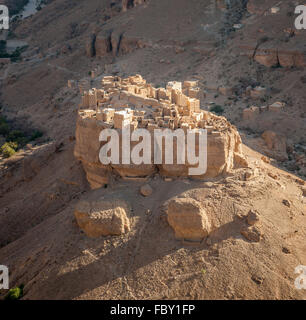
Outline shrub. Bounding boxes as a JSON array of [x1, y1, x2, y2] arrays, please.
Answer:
[[0, 122, 9, 135], [30, 130, 43, 141], [0, 40, 6, 54], [4, 285, 24, 300], [210, 105, 224, 115], [0, 142, 18, 158], [7, 130, 25, 141], [6, 130, 27, 146]]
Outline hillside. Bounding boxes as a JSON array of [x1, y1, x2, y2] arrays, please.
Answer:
[[0, 0, 305, 300]]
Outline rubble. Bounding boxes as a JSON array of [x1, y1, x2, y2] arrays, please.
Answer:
[[247, 210, 260, 226], [241, 226, 261, 242], [74, 199, 130, 238], [167, 197, 211, 241]]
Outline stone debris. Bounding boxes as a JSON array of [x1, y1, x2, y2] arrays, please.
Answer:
[[247, 210, 260, 226], [268, 172, 278, 180], [74, 199, 130, 238], [261, 156, 270, 164], [140, 184, 153, 197], [282, 199, 291, 207], [167, 197, 211, 241], [244, 168, 258, 181], [241, 226, 261, 242]]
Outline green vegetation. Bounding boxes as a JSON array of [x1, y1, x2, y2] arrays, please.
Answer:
[[0, 142, 18, 158], [0, 115, 43, 158], [0, 40, 6, 54], [0, 116, 10, 135], [0, 43, 28, 63], [4, 284, 24, 300], [210, 105, 224, 115], [30, 130, 43, 141]]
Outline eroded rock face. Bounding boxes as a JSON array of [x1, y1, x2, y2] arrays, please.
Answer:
[[261, 130, 288, 161], [85, 34, 96, 57], [167, 198, 211, 241], [74, 199, 130, 238], [254, 48, 306, 68], [74, 112, 247, 186], [95, 30, 112, 57], [94, 30, 142, 57]]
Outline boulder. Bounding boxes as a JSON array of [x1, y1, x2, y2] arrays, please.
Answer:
[[241, 226, 261, 242], [218, 87, 233, 96], [167, 198, 211, 241], [250, 86, 266, 99], [140, 184, 153, 197], [243, 106, 260, 121], [247, 210, 260, 226], [74, 199, 130, 238], [95, 30, 112, 57], [254, 49, 278, 67]]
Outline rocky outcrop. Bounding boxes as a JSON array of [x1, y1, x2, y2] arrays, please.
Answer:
[[239, 43, 306, 68], [95, 30, 112, 57], [158, 126, 247, 179], [74, 111, 247, 187], [85, 34, 96, 57], [167, 198, 211, 241], [122, 0, 146, 12], [74, 76, 248, 188], [241, 225, 261, 242], [93, 30, 142, 57], [74, 199, 130, 238], [254, 47, 278, 68], [261, 130, 288, 161], [277, 49, 306, 68], [74, 114, 110, 189]]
